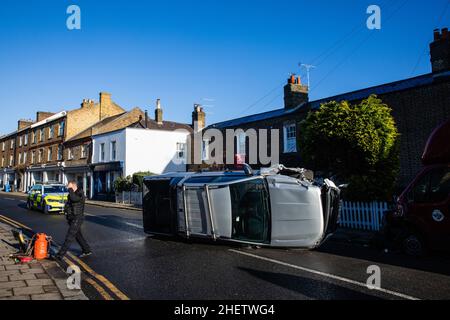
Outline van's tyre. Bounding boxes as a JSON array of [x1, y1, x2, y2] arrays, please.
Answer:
[[402, 232, 426, 257], [26, 201, 33, 210]]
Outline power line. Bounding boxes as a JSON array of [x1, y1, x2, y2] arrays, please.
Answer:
[[232, 0, 403, 118], [310, 0, 409, 94]]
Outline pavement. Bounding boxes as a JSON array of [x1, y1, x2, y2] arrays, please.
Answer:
[[0, 221, 88, 300], [1, 192, 450, 300]]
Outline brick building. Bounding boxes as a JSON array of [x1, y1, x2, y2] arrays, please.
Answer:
[[0, 92, 126, 192], [208, 28, 450, 187]]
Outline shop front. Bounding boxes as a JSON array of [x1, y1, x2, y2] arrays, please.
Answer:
[[64, 165, 92, 198], [91, 161, 123, 201]]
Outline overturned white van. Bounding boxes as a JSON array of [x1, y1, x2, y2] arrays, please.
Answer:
[[142, 165, 341, 248]]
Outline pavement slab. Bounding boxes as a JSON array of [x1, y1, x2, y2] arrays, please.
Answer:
[[0, 221, 88, 300]]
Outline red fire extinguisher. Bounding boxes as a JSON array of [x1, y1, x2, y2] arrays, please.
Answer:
[[33, 234, 49, 260]]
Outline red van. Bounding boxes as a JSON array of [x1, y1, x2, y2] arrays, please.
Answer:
[[384, 120, 450, 256]]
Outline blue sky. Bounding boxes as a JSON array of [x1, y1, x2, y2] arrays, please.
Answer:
[[0, 0, 448, 134]]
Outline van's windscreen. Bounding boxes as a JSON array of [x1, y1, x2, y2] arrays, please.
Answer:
[[229, 179, 270, 243], [185, 176, 247, 184]]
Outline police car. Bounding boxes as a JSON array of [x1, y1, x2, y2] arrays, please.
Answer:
[[26, 184, 68, 214]]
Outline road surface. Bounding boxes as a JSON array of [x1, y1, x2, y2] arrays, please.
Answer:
[[1, 193, 450, 300]]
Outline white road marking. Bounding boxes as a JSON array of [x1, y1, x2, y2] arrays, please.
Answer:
[[20, 200, 27, 203], [4, 198, 16, 201], [229, 249, 421, 301], [125, 222, 142, 228]]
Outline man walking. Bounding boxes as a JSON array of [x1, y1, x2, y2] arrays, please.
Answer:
[[55, 180, 92, 259]]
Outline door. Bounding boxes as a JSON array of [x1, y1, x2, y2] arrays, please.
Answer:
[[142, 178, 177, 235], [406, 166, 450, 249]]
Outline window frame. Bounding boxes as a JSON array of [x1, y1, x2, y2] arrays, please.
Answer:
[[283, 123, 297, 154]]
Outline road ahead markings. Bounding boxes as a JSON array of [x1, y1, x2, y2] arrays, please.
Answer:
[[0, 213, 130, 301], [229, 249, 421, 301]]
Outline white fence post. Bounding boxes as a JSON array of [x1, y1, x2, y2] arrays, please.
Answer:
[[339, 200, 388, 232]]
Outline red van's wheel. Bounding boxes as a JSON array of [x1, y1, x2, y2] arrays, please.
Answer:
[[402, 232, 426, 257]]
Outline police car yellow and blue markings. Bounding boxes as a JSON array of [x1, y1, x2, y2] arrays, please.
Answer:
[[27, 185, 68, 213]]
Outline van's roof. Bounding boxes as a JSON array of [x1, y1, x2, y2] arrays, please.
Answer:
[[422, 119, 450, 165]]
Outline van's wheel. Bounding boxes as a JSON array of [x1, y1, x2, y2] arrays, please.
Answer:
[[402, 231, 426, 257], [26, 200, 33, 210]]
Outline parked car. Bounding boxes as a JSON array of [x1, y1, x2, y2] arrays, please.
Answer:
[[384, 120, 450, 256], [142, 165, 340, 249], [26, 184, 68, 214]]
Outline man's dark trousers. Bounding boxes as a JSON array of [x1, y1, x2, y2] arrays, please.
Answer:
[[58, 216, 91, 256], [57, 188, 91, 257]]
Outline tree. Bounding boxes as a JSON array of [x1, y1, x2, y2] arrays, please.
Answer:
[[299, 95, 399, 201], [132, 171, 154, 191]]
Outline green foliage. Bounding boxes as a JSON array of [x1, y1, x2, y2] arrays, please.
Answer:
[[114, 172, 155, 192], [113, 176, 132, 192], [299, 95, 399, 201], [132, 171, 154, 191]]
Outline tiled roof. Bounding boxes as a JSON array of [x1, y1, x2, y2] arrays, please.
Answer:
[[209, 105, 303, 129], [136, 119, 194, 132]]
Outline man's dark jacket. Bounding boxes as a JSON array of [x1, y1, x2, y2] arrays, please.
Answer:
[[65, 188, 85, 220]]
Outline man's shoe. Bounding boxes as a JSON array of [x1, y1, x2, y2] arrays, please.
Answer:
[[78, 252, 92, 258]]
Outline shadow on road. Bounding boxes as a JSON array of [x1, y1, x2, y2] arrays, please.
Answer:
[[318, 241, 450, 277], [237, 267, 384, 300]]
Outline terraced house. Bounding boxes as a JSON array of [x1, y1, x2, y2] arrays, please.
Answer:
[[208, 28, 450, 187], [0, 92, 125, 193]]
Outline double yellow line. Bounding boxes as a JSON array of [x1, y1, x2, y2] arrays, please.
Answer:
[[0, 214, 130, 301]]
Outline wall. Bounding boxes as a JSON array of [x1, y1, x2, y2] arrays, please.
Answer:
[[92, 130, 126, 165], [66, 95, 125, 140], [125, 128, 190, 175]]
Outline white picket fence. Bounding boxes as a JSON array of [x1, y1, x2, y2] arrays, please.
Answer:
[[339, 201, 389, 231], [115, 191, 143, 206]]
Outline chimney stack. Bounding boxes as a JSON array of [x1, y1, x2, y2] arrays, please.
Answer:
[[81, 99, 94, 109], [192, 104, 206, 132], [18, 119, 34, 130], [430, 27, 450, 73], [284, 75, 309, 109], [155, 99, 163, 125], [144, 110, 148, 128], [36, 112, 56, 122]]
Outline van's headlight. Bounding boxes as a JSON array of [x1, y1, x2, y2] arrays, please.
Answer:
[[394, 204, 404, 218]]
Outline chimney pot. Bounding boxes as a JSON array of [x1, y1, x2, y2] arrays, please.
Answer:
[[434, 28, 441, 41], [154, 101, 163, 125], [289, 75, 295, 84]]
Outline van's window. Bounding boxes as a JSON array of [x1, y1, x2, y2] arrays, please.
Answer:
[[409, 174, 430, 203], [429, 168, 450, 203], [409, 168, 450, 203], [229, 179, 270, 243]]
